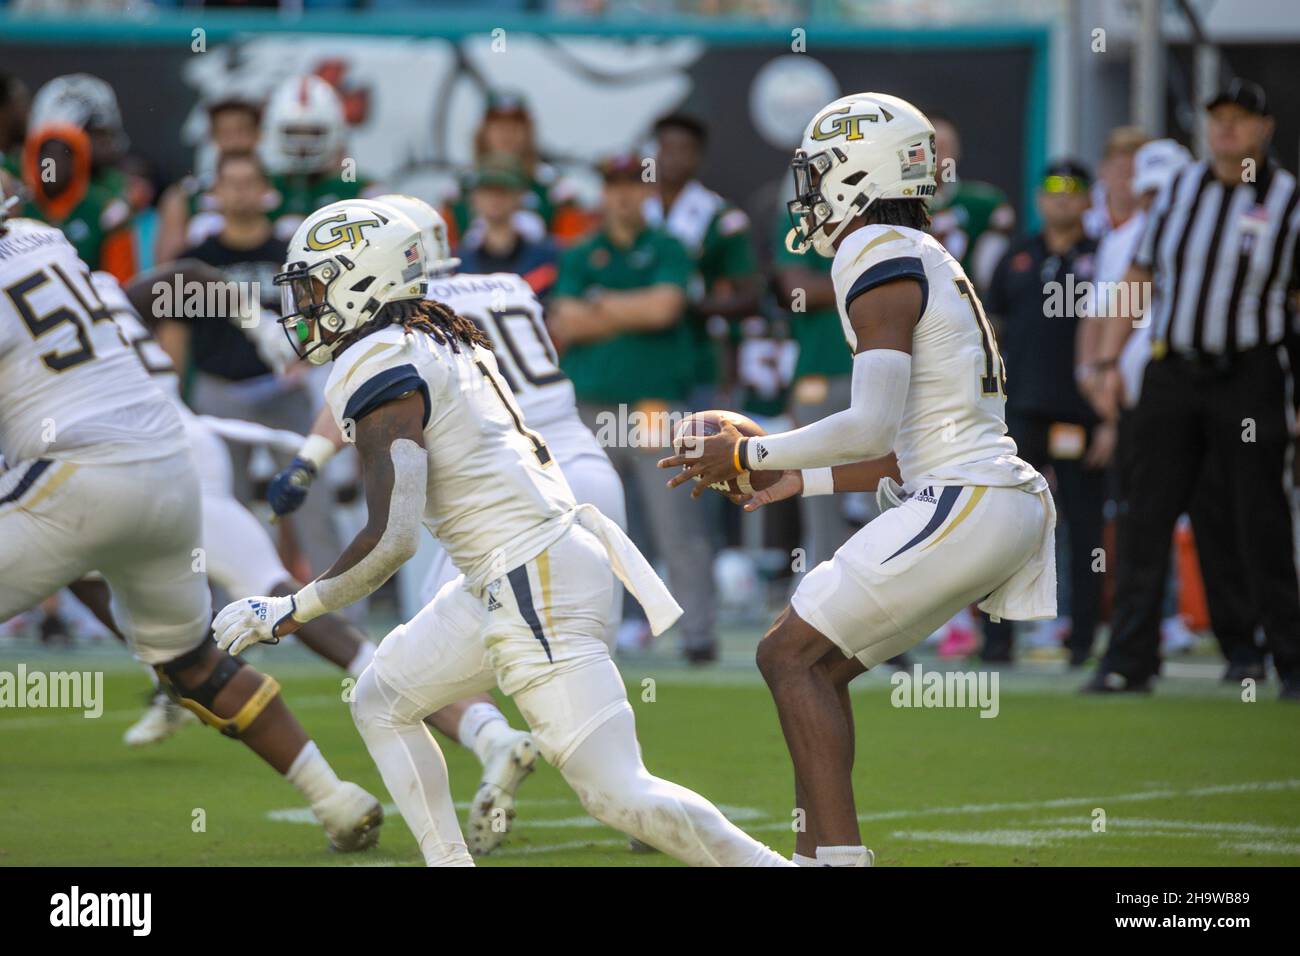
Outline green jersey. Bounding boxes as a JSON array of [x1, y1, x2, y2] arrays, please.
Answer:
[[19, 185, 132, 271], [269, 172, 374, 241], [646, 181, 757, 388], [555, 226, 694, 405], [770, 209, 853, 382]]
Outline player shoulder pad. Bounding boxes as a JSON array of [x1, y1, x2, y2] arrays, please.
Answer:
[[832, 224, 928, 314], [326, 326, 431, 432]]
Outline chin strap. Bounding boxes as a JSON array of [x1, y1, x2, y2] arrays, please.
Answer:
[[784, 227, 808, 255], [788, 192, 874, 257]]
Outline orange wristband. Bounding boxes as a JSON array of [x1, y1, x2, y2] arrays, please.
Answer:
[[733, 439, 745, 473]]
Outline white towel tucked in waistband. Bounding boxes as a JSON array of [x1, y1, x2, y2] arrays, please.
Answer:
[[462, 505, 684, 637], [572, 504, 683, 636], [978, 489, 1058, 623]]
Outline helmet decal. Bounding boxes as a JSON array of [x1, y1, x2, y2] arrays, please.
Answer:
[[305, 213, 383, 251]]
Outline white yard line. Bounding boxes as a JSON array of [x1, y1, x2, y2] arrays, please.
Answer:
[[746, 779, 1300, 832]]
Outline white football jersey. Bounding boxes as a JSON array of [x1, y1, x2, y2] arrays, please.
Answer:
[[324, 324, 574, 579], [89, 271, 181, 399], [830, 224, 1040, 492], [89, 272, 234, 496], [423, 272, 575, 430], [0, 219, 186, 465]]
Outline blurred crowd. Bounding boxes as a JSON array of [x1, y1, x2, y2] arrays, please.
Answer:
[[1, 65, 1290, 683]]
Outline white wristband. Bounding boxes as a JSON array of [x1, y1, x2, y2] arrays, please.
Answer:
[[801, 467, 835, 497], [298, 433, 339, 470], [292, 581, 326, 624]]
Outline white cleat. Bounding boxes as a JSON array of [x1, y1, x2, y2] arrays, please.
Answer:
[[466, 731, 539, 856], [313, 782, 384, 853], [123, 691, 196, 747]]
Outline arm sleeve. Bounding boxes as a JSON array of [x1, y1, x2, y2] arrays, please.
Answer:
[[745, 348, 912, 469], [292, 438, 428, 622]]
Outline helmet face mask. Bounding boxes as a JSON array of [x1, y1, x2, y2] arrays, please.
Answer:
[[279, 122, 334, 169], [786, 148, 845, 256], [275, 263, 340, 364]]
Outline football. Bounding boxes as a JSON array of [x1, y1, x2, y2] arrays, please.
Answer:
[[672, 410, 784, 498]]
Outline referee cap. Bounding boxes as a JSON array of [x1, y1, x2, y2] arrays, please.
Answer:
[[1205, 78, 1270, 116]]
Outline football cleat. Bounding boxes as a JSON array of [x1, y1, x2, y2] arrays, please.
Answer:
[[123, 689, 196, 747], [466, 730, 539, 856], [314, 782, 384, 853]]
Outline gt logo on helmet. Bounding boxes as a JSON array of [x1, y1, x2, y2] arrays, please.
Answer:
[[810, 106, 883, 143], [305, 213, 383, 252]]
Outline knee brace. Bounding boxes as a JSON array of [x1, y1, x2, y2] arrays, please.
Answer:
[[155, 643, 280, 739]]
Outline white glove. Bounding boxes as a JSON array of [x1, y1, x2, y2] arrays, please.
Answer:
[[875, 476, 906, 513], [213, 595, 297, 656]]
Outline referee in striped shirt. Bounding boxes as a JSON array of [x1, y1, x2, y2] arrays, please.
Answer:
[[1088, 79, 1300, 700]]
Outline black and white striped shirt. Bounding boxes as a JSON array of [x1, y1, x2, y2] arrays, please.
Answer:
[[1136, 158, 1300, 357]]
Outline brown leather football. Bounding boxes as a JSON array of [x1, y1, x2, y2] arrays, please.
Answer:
[[672, 410, 783, 498]]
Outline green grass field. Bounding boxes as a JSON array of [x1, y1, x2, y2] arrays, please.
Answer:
[[2, 633, 1298, 867]]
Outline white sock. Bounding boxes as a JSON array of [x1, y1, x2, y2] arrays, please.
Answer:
[[792, 852, 819, 867], [346, 642, 376, 678], [286, 741, 341, 806], [816, 844, 870, 867], [458, 701, 512, 764]]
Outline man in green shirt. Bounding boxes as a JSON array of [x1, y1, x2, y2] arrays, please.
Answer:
[[550, 154, 717, 663], [929, 115, 1016, 293], [644, 113, 761, 405], [770, 207, 858, 571]]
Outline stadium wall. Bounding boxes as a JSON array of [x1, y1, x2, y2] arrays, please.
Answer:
[[0, 12, 1050, 227]]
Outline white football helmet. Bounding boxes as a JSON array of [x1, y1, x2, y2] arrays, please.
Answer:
[[786, 92, 936, 257], [275, 199, 428, 365], [261, 75, 346, 175], [377, 194, 460, 276], [29, 73, 128, 156]]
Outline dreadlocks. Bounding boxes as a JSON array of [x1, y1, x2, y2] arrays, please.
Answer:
[[863, 198, 932, 231], [371, 298, 493, 353]]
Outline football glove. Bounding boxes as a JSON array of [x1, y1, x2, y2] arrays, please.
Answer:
[[267, 456, 316, 517], [213, 595, 297, 656]]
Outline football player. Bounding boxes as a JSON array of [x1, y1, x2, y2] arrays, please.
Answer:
[[213, 199, 791, 867], [659, 93, 1057, 867], [264, 194, 626, 854], [0, 188, 383, 853], [260, 75, 383, 243], [76, 265, 380, 746]]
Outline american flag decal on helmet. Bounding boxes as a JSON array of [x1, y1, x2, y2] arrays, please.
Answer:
[[404, 243, 419, 265]]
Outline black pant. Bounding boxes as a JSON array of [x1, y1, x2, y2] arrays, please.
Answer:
[[1103, 349, 1300, 681], [983, 412, 1107, 660]]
